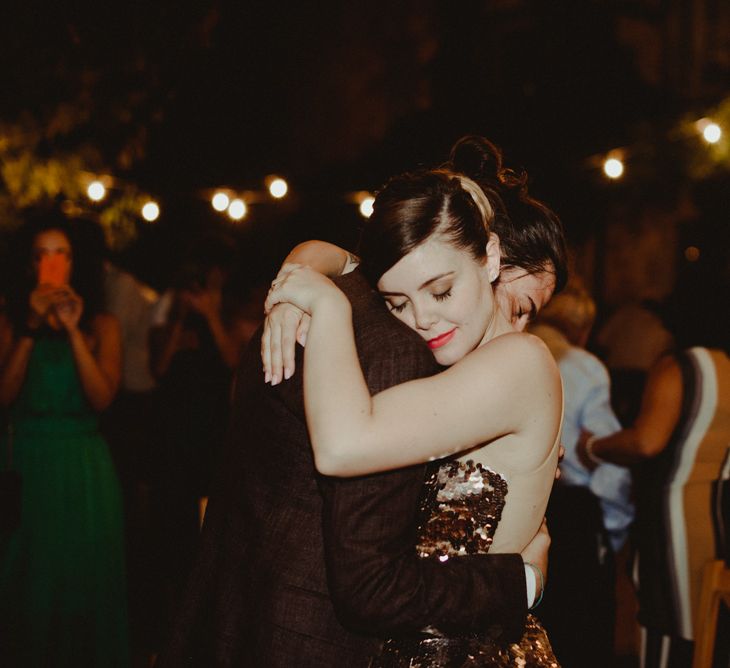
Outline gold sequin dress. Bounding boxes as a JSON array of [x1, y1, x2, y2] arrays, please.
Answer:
[[372, 460, 560, 667]]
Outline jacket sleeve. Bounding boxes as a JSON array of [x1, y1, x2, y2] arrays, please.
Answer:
[[318, 465, 527, 642]]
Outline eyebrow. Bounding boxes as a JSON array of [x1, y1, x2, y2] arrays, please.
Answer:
[[380, 272, 455, 297]]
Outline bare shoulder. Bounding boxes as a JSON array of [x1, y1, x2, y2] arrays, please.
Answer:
[[470, 331, 559, 378], [644, 353, 682, 398], [461, 331, 562, 474], [455, 331, 562, 419], [650, 353, 680, 378]]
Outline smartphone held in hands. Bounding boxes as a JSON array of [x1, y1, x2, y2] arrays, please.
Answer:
[[38, 254, 69, 287]]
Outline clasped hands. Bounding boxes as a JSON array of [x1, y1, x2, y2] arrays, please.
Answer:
[[177, 285, 222, 321], [262, 264, 341, 385], [30, 284, 83, 331]]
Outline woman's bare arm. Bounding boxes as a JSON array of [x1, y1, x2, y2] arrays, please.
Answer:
[[580, 355, 681, 467], [283, 240, 359, 277], [262, 241, 359, 382], [67, 313, 121, 412], [0, 316, 35, 406], [265, 265, 561, 476]]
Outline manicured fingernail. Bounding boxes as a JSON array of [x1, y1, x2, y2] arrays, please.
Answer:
[[284, 367, 292, 380], [272, 374, 280, 386], [264, 371, 271, 383]]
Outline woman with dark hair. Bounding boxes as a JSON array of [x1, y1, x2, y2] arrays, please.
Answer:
[[262, 135, 567, 382], [446, 135, 567, 332], [0, 212, 128, 667], [265, 168, 563, 665]]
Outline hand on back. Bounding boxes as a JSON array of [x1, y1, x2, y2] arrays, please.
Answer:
[[261, 303, 310, 384]]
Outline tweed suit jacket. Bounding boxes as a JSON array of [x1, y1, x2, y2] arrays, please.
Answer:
[[159, 270, 527, 668]]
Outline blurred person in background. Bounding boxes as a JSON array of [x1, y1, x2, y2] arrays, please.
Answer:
[[95, 227, 162, 660], [0, 211, 128, 667], [578, 286, 730, 668], [595, 299, 674, 426], [148, 233, 249, 641], [530, 281, 634, 668]]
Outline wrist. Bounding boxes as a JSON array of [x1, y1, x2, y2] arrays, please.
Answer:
[[312, 288, 350, 316], [66, 323, 83, 339], [584, 435, 606, 468]]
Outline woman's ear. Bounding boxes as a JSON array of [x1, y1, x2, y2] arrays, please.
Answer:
[[485, 233, 501, 283]]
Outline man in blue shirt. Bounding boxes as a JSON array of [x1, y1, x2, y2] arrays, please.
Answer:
[[531, 282, 634, 668]]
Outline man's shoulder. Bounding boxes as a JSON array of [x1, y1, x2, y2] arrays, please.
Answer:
[[333, 270, 377, 308], [559, 346, 610, 386]]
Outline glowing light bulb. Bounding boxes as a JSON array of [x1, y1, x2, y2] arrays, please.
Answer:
[[268, 178, 288, 199], [141, 201, 160, 222], [228, 198, 247, 221], [87, 181, 106, 202], [603, 157, 624, 179], [359, 195, 375, 218], [212, 192, 230, 211], [702, 123, 722, 144]]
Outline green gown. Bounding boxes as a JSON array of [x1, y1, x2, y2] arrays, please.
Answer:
[[0, 334, 129, 667]]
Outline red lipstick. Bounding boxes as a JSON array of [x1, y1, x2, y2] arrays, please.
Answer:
[[427, 328, 456, 350]]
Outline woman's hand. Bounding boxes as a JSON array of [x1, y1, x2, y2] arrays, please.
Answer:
[[51, 288, 83, 331], [186, 286, 222, 321], [29, 286, 57, 326], [261, 303, 311, 384], [576, 429, 599, 471], [264, 264, 342, 316]]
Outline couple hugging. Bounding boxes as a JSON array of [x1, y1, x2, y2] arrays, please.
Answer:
[[159, 135, 568, 667]]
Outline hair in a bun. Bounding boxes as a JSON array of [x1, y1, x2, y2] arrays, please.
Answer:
[[446, 135, 568, 295], [449, 135, 503, 186], [449, 135, 528, 197]]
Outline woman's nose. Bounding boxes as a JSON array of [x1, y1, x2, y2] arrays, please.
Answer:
[[412, 303, 437, 331]]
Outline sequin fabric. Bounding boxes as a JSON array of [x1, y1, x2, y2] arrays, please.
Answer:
[[372, 460, 560, 667]]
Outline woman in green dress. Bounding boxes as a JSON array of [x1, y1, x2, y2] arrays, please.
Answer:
[[0, 213, 129, 667]]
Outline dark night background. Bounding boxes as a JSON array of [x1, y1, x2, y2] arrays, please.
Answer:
[[1, 0, 729, 326]]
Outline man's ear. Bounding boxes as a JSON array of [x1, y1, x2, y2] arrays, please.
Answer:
[[486, 233, 501, 283]]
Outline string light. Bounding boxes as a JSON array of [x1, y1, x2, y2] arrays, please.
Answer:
[[267, 176, 288, 199], [87, 180, 106, 202], [141, 201, 160, 222], [228, 198, 247, 221], [603, 156, 624, 179], [702, 123, 722, 144], [211, 191, 230, 211], [359, 195, 375, 218], [35, 100, 727, 233]]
